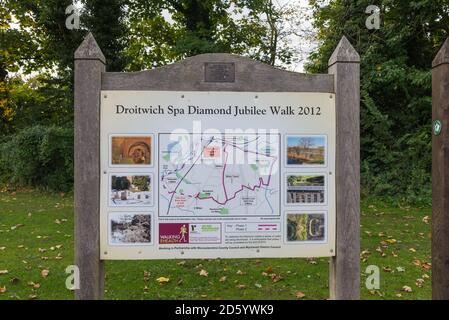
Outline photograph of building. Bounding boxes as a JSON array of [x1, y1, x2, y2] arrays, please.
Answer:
[[286, 136, 325, 165], [110, 175, 152, 206], [111, 136, 152, 165], [287, 174, 325, 204]]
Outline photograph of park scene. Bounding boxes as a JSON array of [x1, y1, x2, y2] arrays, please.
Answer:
[[110, 175, 152, 206], [287, 213, 325, 242], [111, 136, 152, 165], [109, 213, 152, 245], [286, 136, 325, 165], [287, 175, 325, 204]]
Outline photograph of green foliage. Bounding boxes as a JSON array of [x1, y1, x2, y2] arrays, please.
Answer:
[[286, 213, 325, 242]]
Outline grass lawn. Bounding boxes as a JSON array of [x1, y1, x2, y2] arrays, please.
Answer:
[[0, 190, 431, 300]]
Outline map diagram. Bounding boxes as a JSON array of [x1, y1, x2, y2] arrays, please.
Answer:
[[159, 134, 280, 217]]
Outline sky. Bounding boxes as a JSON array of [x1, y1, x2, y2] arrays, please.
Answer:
[[287, 136, 326, 148]]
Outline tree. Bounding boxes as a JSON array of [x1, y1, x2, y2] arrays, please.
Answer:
[[125, 0, 300, 70], [306, 0, 449, 202], [82, 0, 129, 71], [112, 176, 130, 191]]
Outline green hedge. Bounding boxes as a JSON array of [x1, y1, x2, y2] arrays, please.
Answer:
[[0, 125, 73, 192]]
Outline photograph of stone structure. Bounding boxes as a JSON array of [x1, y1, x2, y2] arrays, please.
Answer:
[[286, 136, 325, 165], [287, 174, 325, 204], [111, 136, 152, 165]]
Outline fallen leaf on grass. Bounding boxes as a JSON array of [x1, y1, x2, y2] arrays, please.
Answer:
[[422, 216, 430, 224], [28, 282, 40, 289], [41, 269, 50, 278], [265, 266, 273, 273], [156, 277, 170, 284], [219, 276, 227, 283], [236, 284, 246, 289], [415, 278, 425, 288], [402, 286, 412, 293], [422, 262, 431, 270], [199, 269, 209, 277], [0, 270, 8, 275], [0, 247, 5, 251], [396, 267, 405, 272], [236, 270, 244, 275], [361, 250, 370, 256], [295, 291, 306, 299], [255, 283, 262, 289], [177, 261, 186, 266], [0, 286, 6, 293], [28, 294, 38, 300], [409, 248, 417, 253]]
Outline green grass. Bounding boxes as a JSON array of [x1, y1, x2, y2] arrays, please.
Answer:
[[0, 190, 431, 300]]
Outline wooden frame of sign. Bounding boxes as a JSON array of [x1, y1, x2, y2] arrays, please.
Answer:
[[74, 33, 360, 300]]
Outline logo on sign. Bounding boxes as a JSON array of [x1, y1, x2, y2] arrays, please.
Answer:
[[433, 120, 442, 136], [159, 223, 189, 244]]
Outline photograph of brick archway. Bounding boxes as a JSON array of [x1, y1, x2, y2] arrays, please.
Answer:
[[111, 136, 152, 165]]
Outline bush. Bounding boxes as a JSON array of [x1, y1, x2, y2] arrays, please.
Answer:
[[0, 125, 73, 192]]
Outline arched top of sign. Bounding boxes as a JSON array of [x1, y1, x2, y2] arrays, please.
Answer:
[[102, 52, 334, 93]]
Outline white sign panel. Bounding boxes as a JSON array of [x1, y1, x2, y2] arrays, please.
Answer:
[[100, 91, 336, 259]]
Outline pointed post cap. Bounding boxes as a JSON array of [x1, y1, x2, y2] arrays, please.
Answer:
[[328, 36, 360, 67], [74, 32, 106, 64], [433, 38, 449, 68]]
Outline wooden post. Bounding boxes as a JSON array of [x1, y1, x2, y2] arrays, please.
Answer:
[[432, 37, 449, 300], [328, 36, 361, 300], [74, 33, 105, 300]]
